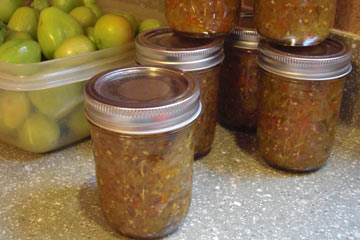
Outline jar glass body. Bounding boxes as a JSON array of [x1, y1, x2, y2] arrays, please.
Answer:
[[165, 0, 240, 38], [257, 70, 345, 172], [191, 65, 221, 158], [254, 0, 337, 46], [90, 123, 195, 239], [219, 46, 260, 130]]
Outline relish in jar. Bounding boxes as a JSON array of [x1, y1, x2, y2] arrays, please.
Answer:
[[257, 39, 352, 172], [165, 0, 241, 38], [219, 15, 261, 130], [84, 66, 201, 238], [254, 0, 337, 46], [192, 67, 221, 157], [136, 28, 224, 158]]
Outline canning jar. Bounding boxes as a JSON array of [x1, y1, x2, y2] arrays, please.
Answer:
[[254, 0, 337, 46], [84, 66, 201, 239], [257, 39, 352, 172], [219, 15, 261, 130], [136, 27, 224, 158], [165, 0, 241, 38]]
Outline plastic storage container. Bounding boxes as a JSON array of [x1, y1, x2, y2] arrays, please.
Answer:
[[165, 0, 241, 38], [84, 66, 201, 239], [257, 39, 352, 172], [254, 0, 337, 46], [0, 38, 134, 153], [136, 27, 224, 158], [219, 15, 261, 130]]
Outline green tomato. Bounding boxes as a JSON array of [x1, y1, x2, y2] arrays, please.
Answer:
[[31, 0, 50, 12], [0, 91, 31, 131], [28, 82, 83, 119], [94, 14, 133, 49], [67, 106, 90, 137], [70, 6, 97, 28], [0, 0, 24, 23], [85, 26, 95, 43], [86, 3, 102, 18], [54, 35, 96, 59], [0, 21, 6, 45], [17, 112, 60, 153], [0, 118, 12, 135], [37, 7, 83, 59], [139, 18, 163, 33], [7, 6, 39, 39], [117, 12, 139, 36], [51, 0, 82, 13], [82, 0, 95, 5], [0, 39, 41, 64], [5, 31, 33, 41]]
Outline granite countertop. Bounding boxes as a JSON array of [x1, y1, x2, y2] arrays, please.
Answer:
[[1, 2, 359, 239], [0, 123, 359, 240]]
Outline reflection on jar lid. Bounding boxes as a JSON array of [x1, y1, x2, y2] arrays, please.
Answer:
[[146, 32, 213, 49], [258, 38, 352, 81], [135, 27, 224, 71], [227, 15, 259, 50], [84, 66, 201, 134]]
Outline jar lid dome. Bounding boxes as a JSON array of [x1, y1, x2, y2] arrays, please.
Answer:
[[258, 38, 352, 80], [136, 27, 224, 71], [84, 66, 201, 135]]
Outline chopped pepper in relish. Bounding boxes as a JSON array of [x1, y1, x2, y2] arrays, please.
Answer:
[[254, 0, 337, 46], [165, 0, 240, 38]]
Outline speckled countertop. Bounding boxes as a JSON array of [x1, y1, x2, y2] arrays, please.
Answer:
[[0, 122, 359, 240], [1, 5, 360, 237]]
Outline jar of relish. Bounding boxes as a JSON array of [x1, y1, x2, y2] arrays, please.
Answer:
[[219, 15, 261, 131], [136, 27, 224, 158], [84, 66, 201, 238], [165, 0, 241, 38], [254, 0, 337, 46], [257, 39, 352, 172]]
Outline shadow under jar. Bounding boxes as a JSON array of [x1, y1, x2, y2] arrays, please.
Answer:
[[136, 27, 224, 159], [254, 0, 337, 46], [165, 0, 241, 38], [84, 66, 201, 239], [257, 39, 352, 172], [219, 14, 261, 131]]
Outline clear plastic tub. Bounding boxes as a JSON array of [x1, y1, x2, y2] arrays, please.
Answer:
[[0, 43, 134, 153], [0, 3, 143, 153]]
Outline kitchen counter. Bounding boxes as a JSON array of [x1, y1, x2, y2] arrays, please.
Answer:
[[0, 123, 359, 240]]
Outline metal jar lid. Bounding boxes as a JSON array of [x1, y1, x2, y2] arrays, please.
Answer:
[[84, 66, 201, 135], [136, 27, 224, 71], [258, 38, 352, 81], [227, 14, 260, 50]]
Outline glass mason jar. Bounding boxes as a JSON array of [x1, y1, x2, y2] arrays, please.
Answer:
[[257, 39, 352, 172], [136, 27, 224, 158], [165, 0, 241, 38], [254, 0, 337, 46], [84, 66, 201, 239], [219, 15, 261, 130]]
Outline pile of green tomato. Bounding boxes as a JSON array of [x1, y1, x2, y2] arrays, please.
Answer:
[[0, 0, 163, 62], [0, 0, 163, 153]]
